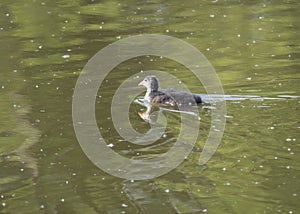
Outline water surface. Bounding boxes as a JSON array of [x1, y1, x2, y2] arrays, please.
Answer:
[[0, 0, 299, 213]]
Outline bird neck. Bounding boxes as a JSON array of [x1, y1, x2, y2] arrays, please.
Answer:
[[145, 88, 157, 101], [147, 87, 157, 93]]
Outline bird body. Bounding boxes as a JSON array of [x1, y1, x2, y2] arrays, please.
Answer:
[[138, 76, 202, 106]]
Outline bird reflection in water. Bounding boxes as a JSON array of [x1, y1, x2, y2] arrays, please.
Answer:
[[135, 98, 199, 124]]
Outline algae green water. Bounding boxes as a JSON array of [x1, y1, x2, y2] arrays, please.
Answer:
[[0, 0, 299, 213]]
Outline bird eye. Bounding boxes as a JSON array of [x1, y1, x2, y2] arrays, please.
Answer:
[[145, 79, 147, 81]]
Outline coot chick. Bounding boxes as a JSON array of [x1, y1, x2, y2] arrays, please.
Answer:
[[138, 76, 202, 106]]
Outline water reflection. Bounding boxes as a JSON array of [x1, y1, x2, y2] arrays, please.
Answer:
[[136, 99, 198, 124]]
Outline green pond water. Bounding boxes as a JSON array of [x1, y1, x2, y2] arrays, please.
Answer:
[[0, 0, 299, 213]]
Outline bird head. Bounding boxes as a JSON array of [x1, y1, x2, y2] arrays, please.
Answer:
[[138, 76, 159, 91]]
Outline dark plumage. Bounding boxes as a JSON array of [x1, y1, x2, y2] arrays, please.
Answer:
[[138, 76, 202, 106]]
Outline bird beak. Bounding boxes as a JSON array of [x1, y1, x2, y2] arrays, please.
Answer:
[[138, 81, 144, 86]]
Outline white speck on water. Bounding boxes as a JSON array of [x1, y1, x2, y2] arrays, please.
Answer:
[[274, 156, 278, 159], [40, 109, 46, 113], [116, 36, 121, 39], [2, 202, 6, 207], [209, 14, 215, 18], [121, 203, 128, 207], [40, 204, 45, 209], [202, 208, 208, 213], [162, 134, 167, 138], [259, 165, 264, 168], [165, 189, 170, 193], [60, 198, 65, 202], [20, 168, 24, 172], [237, 34, 241, 38], [38, 45, 42, 49], [107, 143, 114, 148], [0, 195, 4, 199], [65, 181, 69, 184], [6, 13, 10, 17], [246, 77, 252, 80], [35, 85, 39, 88], [258, 27, 263, 31], [286, 166, 291, 169], [72, 172, 76, 176], [12, 104, 17, 108], [165, 29, 169, 33], [286, 138, 292, 142], [225, 182, 231, 186], [1, 85, 4, 89], [222, 167, 226, 171], [62, 54, 70, 59], [206, 47, 210, 51], [35, 119, 40, 123], [254, 64, 259, 67]]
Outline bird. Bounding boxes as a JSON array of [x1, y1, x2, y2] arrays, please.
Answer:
[[138, 76, 202, 106]]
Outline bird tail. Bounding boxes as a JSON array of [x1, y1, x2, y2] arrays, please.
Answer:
[[193, 94, 202, 103]]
